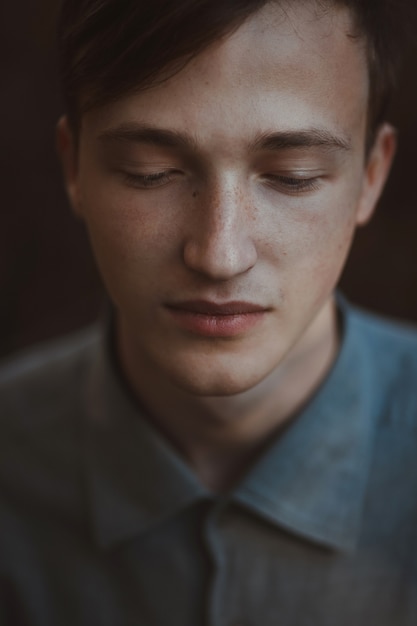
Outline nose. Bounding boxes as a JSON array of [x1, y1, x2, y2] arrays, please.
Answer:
[[183, 181, 257, 280]]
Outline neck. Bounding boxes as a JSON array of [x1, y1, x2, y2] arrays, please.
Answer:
[[117, 298, 340, 493]]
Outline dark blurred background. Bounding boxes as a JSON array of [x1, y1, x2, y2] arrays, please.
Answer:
[[1, 2, 417, 359]]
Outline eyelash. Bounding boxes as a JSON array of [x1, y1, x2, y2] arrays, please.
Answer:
[[263, 174, 321, 194], [121, 170, 321, 194], [123, 170, 177, 189]]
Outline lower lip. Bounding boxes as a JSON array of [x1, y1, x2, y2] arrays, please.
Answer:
[[166, 308, 265, 337]]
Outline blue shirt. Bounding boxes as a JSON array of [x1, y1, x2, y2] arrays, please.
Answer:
[[1, 299, 417, 625]]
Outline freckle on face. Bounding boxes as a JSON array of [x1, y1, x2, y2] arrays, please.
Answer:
[[76, 2, 375, 396]]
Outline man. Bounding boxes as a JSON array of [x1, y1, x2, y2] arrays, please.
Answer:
[[1, 0, 416, 624]]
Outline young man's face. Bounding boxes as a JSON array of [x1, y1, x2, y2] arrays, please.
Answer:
[[59, 2, 395, 397]]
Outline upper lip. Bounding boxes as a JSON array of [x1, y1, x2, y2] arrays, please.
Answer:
[[166, 300, 268, 315]]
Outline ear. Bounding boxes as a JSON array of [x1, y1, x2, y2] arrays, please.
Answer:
[[356, 123, 397, 226], [56, 115, 83, 216]]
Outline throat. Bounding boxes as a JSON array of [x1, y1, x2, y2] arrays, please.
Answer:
[[116, 299, 340, 493], [187, 439, 274, 493]]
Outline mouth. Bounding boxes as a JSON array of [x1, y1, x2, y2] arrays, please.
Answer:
[[165, 300, 268, 337]]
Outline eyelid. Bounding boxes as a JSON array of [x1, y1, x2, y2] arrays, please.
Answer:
[[262, 172, 323, 194], [121, 168, 182, 189]]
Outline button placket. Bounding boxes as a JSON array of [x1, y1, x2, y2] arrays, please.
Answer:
[[201, 498, 230, 626]]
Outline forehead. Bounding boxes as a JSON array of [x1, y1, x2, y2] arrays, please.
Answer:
[[199, 2, 359, 83], [81, 2, 369, 148]]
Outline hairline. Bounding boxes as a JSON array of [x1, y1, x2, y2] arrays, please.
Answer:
[[64, 0, 384, 154]]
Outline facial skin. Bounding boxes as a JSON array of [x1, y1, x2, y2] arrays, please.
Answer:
[[58, 2, 395, 456]]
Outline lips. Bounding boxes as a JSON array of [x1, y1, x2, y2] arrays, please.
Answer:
[[165, 300, 268, 337]]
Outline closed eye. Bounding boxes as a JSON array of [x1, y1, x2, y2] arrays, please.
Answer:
[[263, 174, 321, 194], [122, 169, 182, 189]]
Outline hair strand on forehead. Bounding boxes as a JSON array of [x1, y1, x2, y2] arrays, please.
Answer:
[[58, 0, 416, 142]]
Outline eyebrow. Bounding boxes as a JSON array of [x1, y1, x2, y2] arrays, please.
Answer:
[[98, 123, 351, 153], [98, 123, 197, 151], [251, 129, 351, 152]]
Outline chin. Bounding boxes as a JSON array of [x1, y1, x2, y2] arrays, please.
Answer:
[[173, 377, 259, 398], [164, 358, 273, 397]]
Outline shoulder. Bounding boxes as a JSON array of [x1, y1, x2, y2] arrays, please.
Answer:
[[349, 304, 417, 354], [0, 329, 101, 543], [0, 326, 100, 434], [348, 303, 417, 366], [345, 302, 417, 427]]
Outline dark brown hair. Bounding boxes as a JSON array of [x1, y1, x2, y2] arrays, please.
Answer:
[[58, 0, 413, 143]]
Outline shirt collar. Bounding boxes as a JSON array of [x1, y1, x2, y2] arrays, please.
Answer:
[[83, 330, 208, 549], [84, 298, 377, 552], [234, 299, 377, 552]]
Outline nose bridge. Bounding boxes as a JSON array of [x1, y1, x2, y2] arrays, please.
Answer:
[[209, 179, 242, 240], [183, 174, 257, 279]]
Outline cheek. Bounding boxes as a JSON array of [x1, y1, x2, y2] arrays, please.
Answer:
[[79, 180, 182, 271], [77, 195, 172, 311], [273, 195, 360, 297]]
